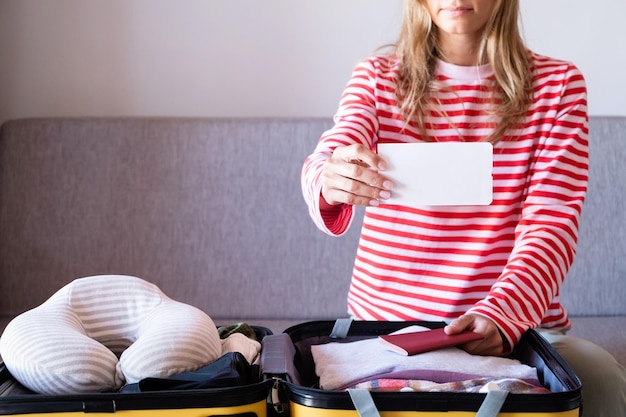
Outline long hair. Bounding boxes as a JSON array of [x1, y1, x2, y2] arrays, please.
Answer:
[[393, 0, 532, 143]]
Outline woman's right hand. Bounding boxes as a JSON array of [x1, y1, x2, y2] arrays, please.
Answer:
[[320, 144, 393, 207]]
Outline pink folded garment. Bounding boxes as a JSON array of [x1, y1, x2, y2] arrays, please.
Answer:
[[346, 377, 550, 394], [343, 369, 542, 387]]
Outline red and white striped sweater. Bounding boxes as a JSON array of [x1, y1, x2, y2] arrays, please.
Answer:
[[301, 52, 589, 348]]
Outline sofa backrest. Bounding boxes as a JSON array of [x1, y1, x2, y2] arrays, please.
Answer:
[[0, 118, 359, 326], [0, 117, 624, 328], [561, 116, 626, 316]]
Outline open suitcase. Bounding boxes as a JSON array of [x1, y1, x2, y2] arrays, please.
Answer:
[[0, 326, 273, 417], [261, 320, 582, 417], [0, 320, 584, 417]]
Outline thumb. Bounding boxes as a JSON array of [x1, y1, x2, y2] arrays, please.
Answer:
[[444, 315, 474, 335]]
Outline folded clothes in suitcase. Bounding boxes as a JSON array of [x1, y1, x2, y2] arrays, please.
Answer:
[[261, 320, 582, 417], [0, 325, 273, 417]]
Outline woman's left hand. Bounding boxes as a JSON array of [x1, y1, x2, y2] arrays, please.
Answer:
[[444, 314, 505, 356]]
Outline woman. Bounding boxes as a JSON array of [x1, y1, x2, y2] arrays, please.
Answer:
[[301, 0, 626, 415]]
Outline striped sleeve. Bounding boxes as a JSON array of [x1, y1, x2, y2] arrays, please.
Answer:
[[301, 57, 388, 235], [468, 62, 589, 347]]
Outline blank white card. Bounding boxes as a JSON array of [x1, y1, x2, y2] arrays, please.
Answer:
[[377, 142, 493, 206]]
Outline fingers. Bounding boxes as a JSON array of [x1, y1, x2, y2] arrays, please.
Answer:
[[321, 145, 393, 207], [322, 159, 392, 206], [445, 314, 505, 356]]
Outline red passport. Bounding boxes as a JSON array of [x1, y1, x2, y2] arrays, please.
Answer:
[[379, 327, 484, 355]]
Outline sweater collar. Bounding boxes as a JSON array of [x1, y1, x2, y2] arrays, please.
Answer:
[[435, 58, 494, 82]]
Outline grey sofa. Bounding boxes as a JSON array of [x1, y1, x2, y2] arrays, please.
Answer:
[[0, 117, 624, 366]]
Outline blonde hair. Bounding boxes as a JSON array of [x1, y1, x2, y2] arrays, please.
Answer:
[[394, 0, 532, 143]]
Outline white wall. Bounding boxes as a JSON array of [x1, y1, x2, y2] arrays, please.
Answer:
[[520, 0, 626, 117], [0, 0, 623, 124]]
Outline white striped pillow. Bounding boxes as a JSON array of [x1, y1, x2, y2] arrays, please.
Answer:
[[0, 275, 222, 394]]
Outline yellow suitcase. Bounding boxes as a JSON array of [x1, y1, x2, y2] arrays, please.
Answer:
[[2, 321, 583, 417], [262, 320, 582, 417]]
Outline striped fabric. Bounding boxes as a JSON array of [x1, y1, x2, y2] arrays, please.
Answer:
[[0, 275, 222, 394], [301, 53, 589, 349]]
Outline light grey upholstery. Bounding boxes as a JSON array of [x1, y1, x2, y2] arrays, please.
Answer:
[[0, 117, 623, 365], [560, 117, 626, 316]]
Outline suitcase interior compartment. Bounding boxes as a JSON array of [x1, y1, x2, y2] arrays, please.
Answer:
[[0, 326, 273, 416], [284, 320, 443, 388], [281, 320, 582, 415]]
